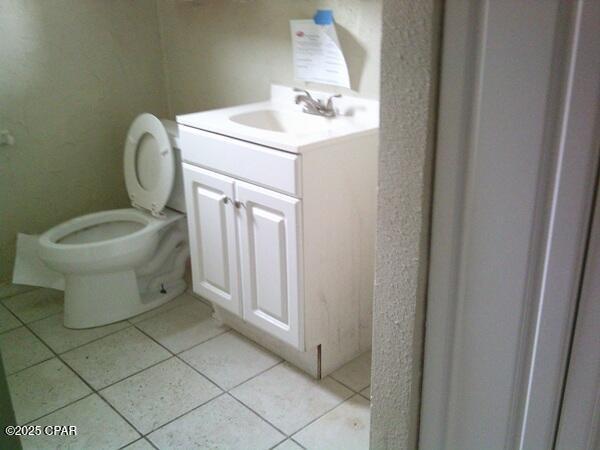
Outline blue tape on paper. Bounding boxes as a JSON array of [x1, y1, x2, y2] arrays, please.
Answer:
[[313, 9, 334, 25]]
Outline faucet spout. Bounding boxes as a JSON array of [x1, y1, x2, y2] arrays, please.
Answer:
[[293, 88, 341, 118]]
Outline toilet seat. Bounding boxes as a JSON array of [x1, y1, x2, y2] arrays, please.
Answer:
[[41, 209, 153, 248], [124, 113, 175, 218]]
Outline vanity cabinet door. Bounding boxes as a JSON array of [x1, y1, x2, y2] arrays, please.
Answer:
[[236, 180, 303, 350], [183, 164, 241, 316]]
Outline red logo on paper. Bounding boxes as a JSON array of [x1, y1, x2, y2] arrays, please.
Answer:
[[296, 31, 305, 37]]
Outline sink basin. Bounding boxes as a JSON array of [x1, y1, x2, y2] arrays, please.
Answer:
[[230, 109, 331, 134]]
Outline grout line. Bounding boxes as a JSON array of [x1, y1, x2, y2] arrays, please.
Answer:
[[96, 355, 174, 392], [144, 437, 160, 450], [2, 309, 62, 329], [142, 392, 228, 441], [287, 401, 349, 442], [0, 324, 22, 337], [0, 305, 23, 336], [117, 437, 158, 450], [6, 353, 55, 378], [126, 295, 196, 325], [268, 436, 307, 450], [116, 439, 140, 450], [22, 392, 96, 426], [359, 388, 371, 401], [92, 392, 145, 442], [290, 437, 307, 449], [328, 373, 370, 396], [95, 388, 156, 439], [52, 322, 134, 356], [186, 291, 213, 308], [269, 437, 289, 449], [222, 359, 284, 391], [173, 328, 231, 355], [173, 326, 233, 354], [0, 285, 38, 301], [292, 391, 373, 445], [172, 353, 228, 391], [225, 392, 290, 439], [129, 294, 213, 328], [21, 309, 63, 326]]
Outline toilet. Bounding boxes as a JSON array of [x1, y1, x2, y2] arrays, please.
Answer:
[[38, 114, 189, 329]]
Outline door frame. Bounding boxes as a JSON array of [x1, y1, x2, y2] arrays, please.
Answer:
[[420, 1, 600, 448], [555, 172, 600, 450]]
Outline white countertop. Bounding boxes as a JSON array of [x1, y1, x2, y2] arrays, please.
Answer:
[[176, 85, 379, 154]]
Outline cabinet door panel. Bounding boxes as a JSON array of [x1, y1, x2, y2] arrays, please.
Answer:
[[183, 164, 241, 315], [237, 180, 303, 349]]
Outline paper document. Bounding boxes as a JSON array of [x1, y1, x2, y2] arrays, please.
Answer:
[[290, 19, 350, 88]]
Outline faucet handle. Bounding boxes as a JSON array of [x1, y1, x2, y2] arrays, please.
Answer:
[[325, 93, 342, 110]]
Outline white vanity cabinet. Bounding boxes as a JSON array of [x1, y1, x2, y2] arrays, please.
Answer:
[[183, 161, 302, 349], [177, 87, 378, 378]]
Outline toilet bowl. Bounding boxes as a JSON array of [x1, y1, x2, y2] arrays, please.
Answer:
[[39, 114, 189, 329]]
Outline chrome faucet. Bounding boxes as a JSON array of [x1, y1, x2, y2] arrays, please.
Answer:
[[294, 88, 341, 118]]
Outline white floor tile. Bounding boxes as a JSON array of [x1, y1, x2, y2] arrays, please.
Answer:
[[29, 313, 130, 353], [148, 394, 284, 450], [122, 438, 155, 450], [101, 357, 221, 434], [136, 300, 227, 353], [273, 439, 304, 450], [21, 394, 140, 450], [180, 331, 281, 390], [2, 289, 63, 323], [230, 362, 353, 435], [128, 291, 198, 324], [331, 351, 372, 392], [0, 304, 20, 334], [294, 394, 370, 450], [62, 327, 170, 390], [0, 327, 53, 375], [7, 358, 91, 424]]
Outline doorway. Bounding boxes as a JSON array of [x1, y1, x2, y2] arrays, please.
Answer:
[[420, 1, 600, 449]]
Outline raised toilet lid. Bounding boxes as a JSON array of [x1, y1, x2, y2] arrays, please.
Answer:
[[124, 113, 174, 218]]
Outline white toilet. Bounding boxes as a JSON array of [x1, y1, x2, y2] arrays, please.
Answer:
[[39, 113, 189, 329]]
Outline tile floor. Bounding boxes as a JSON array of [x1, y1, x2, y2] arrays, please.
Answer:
[[0, 287, 371, 450]]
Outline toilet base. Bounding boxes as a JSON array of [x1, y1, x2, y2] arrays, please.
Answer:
[[63, 271, 186, 329]]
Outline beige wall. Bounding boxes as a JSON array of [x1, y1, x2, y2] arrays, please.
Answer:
[[370, 0, 441, 448], [156, 0, 382, 115], [0, 1, 168, 283]]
